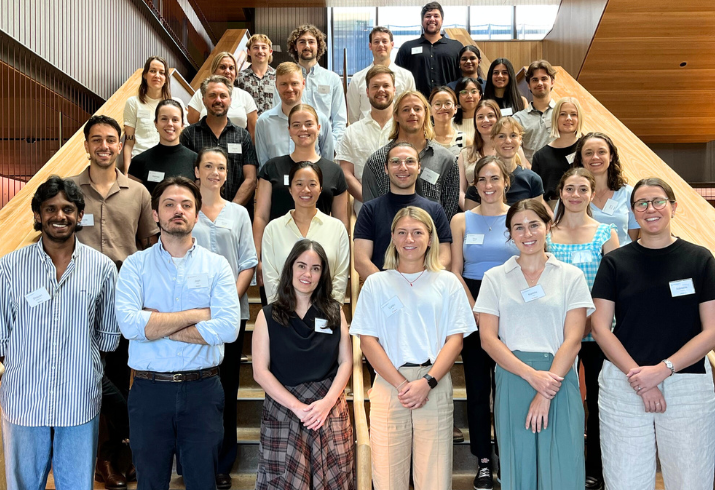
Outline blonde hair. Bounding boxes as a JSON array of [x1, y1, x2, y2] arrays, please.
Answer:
[[550, 97, 584, 139], [383, 207, 443, 272], [210, 52, 238, 78], [491, 116, 525, 167], [247, 34, 273, 64], [389, 91, 435, 141], [275, 61, 303, 79]]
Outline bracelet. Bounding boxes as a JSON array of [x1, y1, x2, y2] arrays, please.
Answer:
[[396, 379, 408, 391]]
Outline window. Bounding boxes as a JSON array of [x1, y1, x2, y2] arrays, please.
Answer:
[[470, 6, 513, 40], [516, 5, 559, 40], [331, 8, 375, 77]]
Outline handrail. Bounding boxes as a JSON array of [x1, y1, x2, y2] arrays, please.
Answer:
[[190, 29, 250, 90], [348, 196, 371, 490]]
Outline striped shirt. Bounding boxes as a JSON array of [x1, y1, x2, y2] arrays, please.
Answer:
[[0, 238, 120, 427]]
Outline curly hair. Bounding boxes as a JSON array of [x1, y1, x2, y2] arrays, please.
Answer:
[[573, 132, 627, 191], [287, 25, 327, 62]]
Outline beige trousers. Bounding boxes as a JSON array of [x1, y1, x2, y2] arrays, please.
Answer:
[[369, 365, 454, 490]]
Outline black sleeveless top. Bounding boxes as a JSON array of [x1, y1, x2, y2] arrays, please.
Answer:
[[265, 304, 340, 387]]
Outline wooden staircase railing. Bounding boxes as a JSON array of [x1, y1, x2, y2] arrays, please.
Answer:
[[190, 29, 251, 90]]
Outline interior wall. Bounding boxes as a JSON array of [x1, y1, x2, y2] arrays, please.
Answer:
[[478, 41, 543, 73], [647, 143, 710, 183], [254, 8, 328, 67]]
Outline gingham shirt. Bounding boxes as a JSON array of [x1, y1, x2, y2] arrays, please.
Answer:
[[0, 239, 119, 426]]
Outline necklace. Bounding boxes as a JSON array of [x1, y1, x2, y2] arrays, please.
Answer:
[[398, 269, 426, 287], [521, 267, 544, 287], [479, 213, 500, 232]]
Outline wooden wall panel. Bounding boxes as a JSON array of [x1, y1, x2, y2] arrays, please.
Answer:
[[254, 8, 328, 66], [478, 41, 543, 73]]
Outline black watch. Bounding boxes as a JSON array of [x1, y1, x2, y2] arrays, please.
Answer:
[[423, 374, 438, 389]]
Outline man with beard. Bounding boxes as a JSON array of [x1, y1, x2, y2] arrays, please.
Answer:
[[0, 176, 120, 489], [282, 24, 346, 148], [337, 65, 396, 216], [69, 114, 158, 489], [115, 176, 240, 489], [395, 2, 462, 99], [181, 75, 258, 217]]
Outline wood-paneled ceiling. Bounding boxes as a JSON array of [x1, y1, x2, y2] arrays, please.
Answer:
[[578, 0, 715, 144]]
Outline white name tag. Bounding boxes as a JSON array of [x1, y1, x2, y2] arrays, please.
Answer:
[[565, 152, 576, 164], [465, 234, 485, 245], [227, 143, 242, 154], [602, 198, 618, 216], [147, 170, 165, 183], [80, 214, 94, 227], [571, 250, 594, 264], [501, 108, 513, 117], [318, 84, 331, 95], [381, 295, 404, 317], [187, 274, 209, 289], [315, 318, 333, 334], [421, 167, 440, 185], [669, 278, 695, 297], [411, 46, 423, 55], [521, 284, 545, 303], [283, 175, 289, 186], [25, 287, 51, 307]]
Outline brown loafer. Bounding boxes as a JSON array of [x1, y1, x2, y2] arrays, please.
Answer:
[[216, 473, 232, 489], [95, 460, 127, 489], [453, 425, 464, 443]]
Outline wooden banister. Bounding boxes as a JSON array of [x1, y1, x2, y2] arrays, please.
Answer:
[[190, 29, 250, 90]]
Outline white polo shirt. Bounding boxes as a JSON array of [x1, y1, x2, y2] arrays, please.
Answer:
[[346, 62, 416, 124]]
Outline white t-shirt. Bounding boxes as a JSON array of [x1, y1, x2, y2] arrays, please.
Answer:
[[474, 254, 594, 362], [123, 96, 188, 157], [350, 269, 477, 368], [189, 87, 258, 129]]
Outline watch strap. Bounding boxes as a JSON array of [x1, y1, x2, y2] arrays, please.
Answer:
[[423, 374, 438, 389]]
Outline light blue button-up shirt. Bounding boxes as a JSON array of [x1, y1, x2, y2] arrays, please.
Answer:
[[115, 238, 240, 372], [273, 64, 346, 149], [255, 104, 335, 168]]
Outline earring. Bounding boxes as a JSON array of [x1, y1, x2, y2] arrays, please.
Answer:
[[87, 154, 91, 160]]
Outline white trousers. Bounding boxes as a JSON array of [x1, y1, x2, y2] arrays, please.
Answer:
[[599, 360, 715, 490]]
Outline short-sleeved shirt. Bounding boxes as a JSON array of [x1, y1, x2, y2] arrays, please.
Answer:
[[346, 62, 416, 124], [466, 165, 544, 205], [188, 87, 257, 129], [353, 192, 452, 271], [123, 96, 188, 157], [236, 66, 276, 116], [128, 143, 197, 195], [592, 238, 715, 374], [474, 254, 595, 364], [513, 99, 556, 162], [350, 270, 477, 368], [258, 155, 347, 220], [69, 167, 159, 263], [531, 142, 578, 201], [395, 35, 463, 99], [590, 185, 640, 246]]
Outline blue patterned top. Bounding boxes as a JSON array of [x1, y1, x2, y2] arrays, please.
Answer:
[[546, 223, 614, 341]]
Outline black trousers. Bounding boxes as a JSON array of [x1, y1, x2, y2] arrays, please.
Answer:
[[99, 337, 131, 462], [462, 278, 498, 464], [218, 319, 247, 474], [128, 375, 224, 490], [580, 341, 604, 478]]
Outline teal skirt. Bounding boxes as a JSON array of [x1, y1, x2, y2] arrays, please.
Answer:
[[495, 351, 584, 490]]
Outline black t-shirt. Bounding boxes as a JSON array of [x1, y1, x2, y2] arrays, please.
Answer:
[[465, 165, 544, 205], [395, 35, 463, 99], [531, 142, 578, 201], [264, 303, 340, 386], [591, 239, 715, 374], [258, 155, 348, 221], [353, 192, 452, 270], [129, 143, 197, 195]]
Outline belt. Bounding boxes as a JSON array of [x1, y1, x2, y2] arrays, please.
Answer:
[[134, 367, 219, 382], [401, 360, 432, 368]]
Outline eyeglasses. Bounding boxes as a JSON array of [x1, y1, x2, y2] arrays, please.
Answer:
[[459, 89, 480, 96], [388, 157, 418, 167], [431, 102, 454, 110], [633, 198, 672, 212]]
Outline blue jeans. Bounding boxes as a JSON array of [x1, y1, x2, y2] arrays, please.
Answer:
[[2, 414, 99, 490]]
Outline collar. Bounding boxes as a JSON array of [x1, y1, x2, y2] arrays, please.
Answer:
[[266, 104, 288, 120], [300, 64, 321, 77], [198, 115, 236, 132], [247, 65, 275, 75], [76, 167, 129, 194], [157, 236, 198, 260], [35, 236, 81, 263], [419, 34, 446, 45], [526, 98, 556, 113], [284, 209, 325, 226], [363, 112, 393, 129], [504, 253, 559, 273]]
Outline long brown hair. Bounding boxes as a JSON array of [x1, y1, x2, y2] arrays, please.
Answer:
[[467, 99, 501, 163], [552, 167, 595, 226], [573, 132, 627, 191], [139, 56, 171, 104]]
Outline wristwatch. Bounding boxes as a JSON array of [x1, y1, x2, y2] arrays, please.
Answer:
[[423, 374, 438, 389], [662, 359, 675, 376]]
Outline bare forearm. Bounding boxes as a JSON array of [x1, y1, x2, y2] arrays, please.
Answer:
[[345, 173, 363, 202], [236, 268, 254, 298], [360, 336, 406, 388], [592, 327, 638, 374], [669, 329, 715, 373], [254, 367, 305, 411], [482, 333, 533, 379], [233, 178, 257, 206], [168, 325, 208, 344], [428, 335, 462, 381], [144, 309, 210, 340], [323, 359, 352, 404], [354, 255, 380, 280], [548, 338, 581, 378]]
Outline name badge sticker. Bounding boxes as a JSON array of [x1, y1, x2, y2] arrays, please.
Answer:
[[147, 170, 165, 183], [465, 234, 485, 245], [284, 175, 289, 186], [318, 85, 331, 95], [571, 250, 594, 264], [227, 143, 242, 154], [411, 46, 423, 55], [187, 274, 209, 289], [669, 278, 695, 297], [381, 295, 404, 317], [80, 214, 94, 227], [501, 108, 513, 117], [25, 287, 51, 308], [421, 167, 440, 185], [565, 153, 576, 164], [602, 198, 618, 216], [315, 318, 333, 334], [521, 284, 546, 303]]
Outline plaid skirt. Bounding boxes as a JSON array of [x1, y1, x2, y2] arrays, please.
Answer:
[[255, 376, 355, 490]]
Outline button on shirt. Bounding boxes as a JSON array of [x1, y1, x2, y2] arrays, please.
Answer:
[[346, 63, 416, 124], [115, 239, 240, 372], [395, 35, 462, 99], [237, 66, 276, 116], [0, 239, 120, 427], [69, 167, 159, 264], [255, 105, 334, 167], [513, 99, 556, 162]]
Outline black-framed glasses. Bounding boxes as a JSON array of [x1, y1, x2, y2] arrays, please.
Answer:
[[633, 198, 672, 212]]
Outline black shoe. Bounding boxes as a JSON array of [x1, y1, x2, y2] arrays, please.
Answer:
[[585, 475, 603, 490], [216, 473, 232, 490], [453, 425, 464, 443], [473, 467, 493, 490]]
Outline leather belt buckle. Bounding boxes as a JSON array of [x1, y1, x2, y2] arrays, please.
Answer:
[[172, 373, 184, 382]]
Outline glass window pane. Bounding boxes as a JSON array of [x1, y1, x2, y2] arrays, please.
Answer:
[[470, 6, 513, 40], [377, 6, 423, 61], [440, 6, 468, 30], [331, 7, 376, 77], [516, 5, 558, 40]]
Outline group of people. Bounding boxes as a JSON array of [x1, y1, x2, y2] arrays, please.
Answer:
[[1, 3, 714, 490]]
